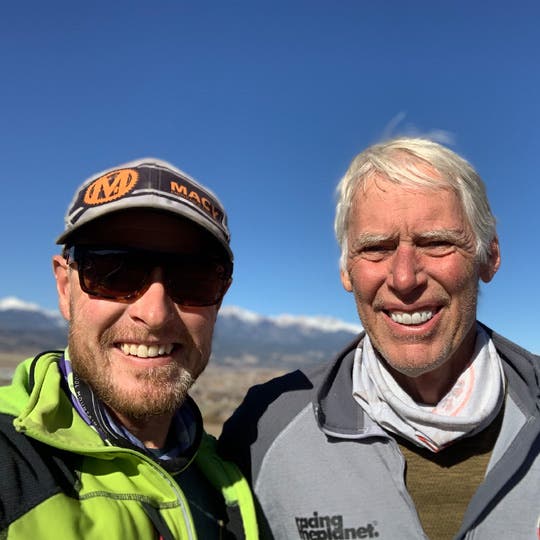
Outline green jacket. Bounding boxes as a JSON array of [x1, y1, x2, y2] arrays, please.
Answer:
[[0, 352, 258, 539]]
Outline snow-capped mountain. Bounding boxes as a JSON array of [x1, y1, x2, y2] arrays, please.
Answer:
[[0, 298, 362, 368], [219, 306, 361, 334], [214, 306, 361, 367], [0, 297, 66, 330], [0, 297, 68, 354]]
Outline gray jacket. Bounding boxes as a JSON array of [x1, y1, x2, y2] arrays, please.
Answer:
[[219, 325, 540, 539]]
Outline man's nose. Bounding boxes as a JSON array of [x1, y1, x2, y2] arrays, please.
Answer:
[[127, 268, 176, 328], [387, 244, 426, 295]]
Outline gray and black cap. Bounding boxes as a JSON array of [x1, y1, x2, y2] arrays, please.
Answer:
[[56, 158, 233, 262]]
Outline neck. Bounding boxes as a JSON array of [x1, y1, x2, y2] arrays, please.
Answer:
[[109, 410, 174, 449], [392, 368, 464, 404]]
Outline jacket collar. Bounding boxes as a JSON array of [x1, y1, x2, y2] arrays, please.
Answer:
[[314, 332, 387, 439], [314, 324, 540, 438]]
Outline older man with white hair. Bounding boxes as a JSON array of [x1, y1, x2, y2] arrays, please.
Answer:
[[219, 137, 540, 540]]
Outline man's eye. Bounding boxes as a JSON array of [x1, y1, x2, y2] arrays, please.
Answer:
[[421, 241, 454, 255], [359, 245, 392, 261]]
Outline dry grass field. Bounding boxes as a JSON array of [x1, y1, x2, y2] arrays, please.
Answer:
[[0, 352, 32, 365], [191, 365, 285, 436], [0, 353, 284, 437], [0, 352, 33, 385]]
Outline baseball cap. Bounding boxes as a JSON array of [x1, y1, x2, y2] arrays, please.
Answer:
[[56, 158, 232, 261]]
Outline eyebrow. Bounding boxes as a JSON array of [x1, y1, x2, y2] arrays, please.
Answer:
[[349, 232, 397, 251], [349, 228, 466, 250], [413, 229, 466, 242]]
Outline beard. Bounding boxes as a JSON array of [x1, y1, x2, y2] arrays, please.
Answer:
[[68, 323, 202, 421]]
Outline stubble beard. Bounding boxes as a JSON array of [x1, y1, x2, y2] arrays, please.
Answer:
[[68, 324, 202, 421], [361, 280, 479, 380]]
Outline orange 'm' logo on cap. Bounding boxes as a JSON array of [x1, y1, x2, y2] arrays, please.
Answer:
[[83, 169, 139, 205]]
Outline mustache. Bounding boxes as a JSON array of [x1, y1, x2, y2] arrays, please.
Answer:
[[100, 323, 191, 347]]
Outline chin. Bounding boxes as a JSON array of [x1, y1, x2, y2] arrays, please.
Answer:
[[103, 371, 195, 420], [382, 348, 450, 378], [111, 388, 188, 420]]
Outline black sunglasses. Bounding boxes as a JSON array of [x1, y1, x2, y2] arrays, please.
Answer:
[[65, 246, 232, 307]]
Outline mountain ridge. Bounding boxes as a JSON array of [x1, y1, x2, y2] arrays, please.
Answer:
[[0, 297, 362, 369]]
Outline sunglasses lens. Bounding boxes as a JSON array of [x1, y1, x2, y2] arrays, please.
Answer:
[[79, 250, 149, 300], [71, 247, 230, 306], [166, 258, 229, 306]]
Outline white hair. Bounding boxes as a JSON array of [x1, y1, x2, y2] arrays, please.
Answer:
[[334, 137, 497, 269]]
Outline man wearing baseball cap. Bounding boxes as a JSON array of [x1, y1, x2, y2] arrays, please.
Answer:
[[0, 159, 258, 539]]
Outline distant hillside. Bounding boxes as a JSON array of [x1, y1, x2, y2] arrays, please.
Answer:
[[214, 306, 361, 368], [0, 297, 67, 355], [0, 297, 362, 369]]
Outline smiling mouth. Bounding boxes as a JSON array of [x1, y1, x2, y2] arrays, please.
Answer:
[[389, 310, 434, 326], [120, 343, 174, 358]]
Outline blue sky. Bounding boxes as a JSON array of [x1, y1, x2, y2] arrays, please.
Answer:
[[1, 1, 539, 353]]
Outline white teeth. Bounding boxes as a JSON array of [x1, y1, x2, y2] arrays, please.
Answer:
[[120, 343, 174, 358], [158, 344, 171, 355], [390, 311, 433, 325]]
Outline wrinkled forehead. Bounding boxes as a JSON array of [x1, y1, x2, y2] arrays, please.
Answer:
[[349, 174, 467, 227], [67, 209, 225, 255], [354, 166, 463, 210]]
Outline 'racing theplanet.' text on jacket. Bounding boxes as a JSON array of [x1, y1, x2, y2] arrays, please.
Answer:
[[219, 325, 540, 539]]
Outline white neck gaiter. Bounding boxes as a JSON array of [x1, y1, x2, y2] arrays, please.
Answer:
[[352, 325, 505, 452]]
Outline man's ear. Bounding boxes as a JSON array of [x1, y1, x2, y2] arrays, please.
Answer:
[[52, 254, 71, 321], [340, 268, 353, 292], [479, 236, 501, 283]]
